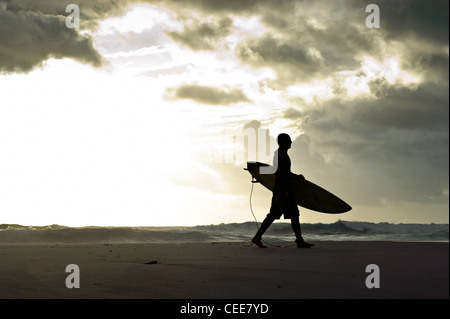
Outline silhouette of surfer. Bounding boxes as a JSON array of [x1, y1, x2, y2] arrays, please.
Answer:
[[252, 133, 314, 248]]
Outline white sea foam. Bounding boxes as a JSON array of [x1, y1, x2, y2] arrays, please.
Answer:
[[0, 221, 448, 244]]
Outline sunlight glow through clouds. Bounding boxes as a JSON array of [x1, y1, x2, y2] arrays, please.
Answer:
[[341, 56, 422, 97], [286, 79, 335, 104], [361, 56, 421, 86], [97, 4, 174, 35], [286, 56, 421, 104], [1, 1, 447, 226], [0, 57, 197, 226]]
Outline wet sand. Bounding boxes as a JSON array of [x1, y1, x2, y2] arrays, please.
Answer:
[[0, 241, 447, 299]]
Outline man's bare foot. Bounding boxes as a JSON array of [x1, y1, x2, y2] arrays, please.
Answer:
[[297, 241, 314, 248], [252, 237, 268, 248]]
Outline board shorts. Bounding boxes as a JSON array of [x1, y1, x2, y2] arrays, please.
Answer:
[[268, 191, 299, 220]]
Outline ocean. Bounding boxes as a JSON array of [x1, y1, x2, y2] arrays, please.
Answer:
[[0, 221, 448, 244]]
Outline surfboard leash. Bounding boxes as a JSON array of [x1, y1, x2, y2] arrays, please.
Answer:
[[241, 181, 260, 247], [242, 179, 296, 249]]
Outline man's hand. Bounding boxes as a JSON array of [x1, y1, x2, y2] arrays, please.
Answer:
[[296, 174, 306, 181]]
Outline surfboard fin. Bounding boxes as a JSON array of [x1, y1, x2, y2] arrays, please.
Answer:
[[244, 168, 260, 183]]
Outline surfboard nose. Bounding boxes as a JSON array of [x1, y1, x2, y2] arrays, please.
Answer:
[[246, 161, 269, 171]]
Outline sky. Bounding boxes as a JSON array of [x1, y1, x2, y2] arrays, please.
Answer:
[[0, 0, 448, 226]]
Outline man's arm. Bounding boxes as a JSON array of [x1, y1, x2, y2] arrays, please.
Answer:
[[292, 172, 305, 181]]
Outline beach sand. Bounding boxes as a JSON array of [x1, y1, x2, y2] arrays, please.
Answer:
[[0, 241, 447, 299]]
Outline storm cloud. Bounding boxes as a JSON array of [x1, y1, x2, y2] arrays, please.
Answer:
[[167, 17, 233, 51], [284, 80, 449, 206], [0, 0, 148, 72], [0, 2, 104, 73]]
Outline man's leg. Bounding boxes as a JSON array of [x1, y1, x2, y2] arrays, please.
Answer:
[[290, 215, 303, 243], [291, 215, 314, 248], [252, 215, 275, 248]]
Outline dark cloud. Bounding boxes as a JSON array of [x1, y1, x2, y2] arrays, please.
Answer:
[[165, 84, 250, 105], [0, 0, 159, 73], [359, 80, 449, 131], [166, 17, 233, 51], [232, 2, 377, 87], [371, 0, 449, 44], [375, 0, 449, 86], [232, 0, 447, 88], [163, 0, 291, 15], [235, 35, 323, 85], [3, 0, 138, 29], [0, 3, 104, 73], [235, 29, 372, 87], [285, 80, 449, 206]]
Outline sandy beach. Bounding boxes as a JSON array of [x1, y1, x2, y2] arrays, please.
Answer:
[[0, 241, 447, 299]]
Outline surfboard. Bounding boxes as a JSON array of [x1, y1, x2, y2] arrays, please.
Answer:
[[245, 161, 352, 214]]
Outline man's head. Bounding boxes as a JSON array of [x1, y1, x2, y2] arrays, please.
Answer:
[[277, 133, 292, 150]]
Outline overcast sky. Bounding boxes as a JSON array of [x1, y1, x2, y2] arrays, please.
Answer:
[[0, 0, 448, 226]]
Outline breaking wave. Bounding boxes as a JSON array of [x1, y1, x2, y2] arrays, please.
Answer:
[[0, 221, 448, 244]]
